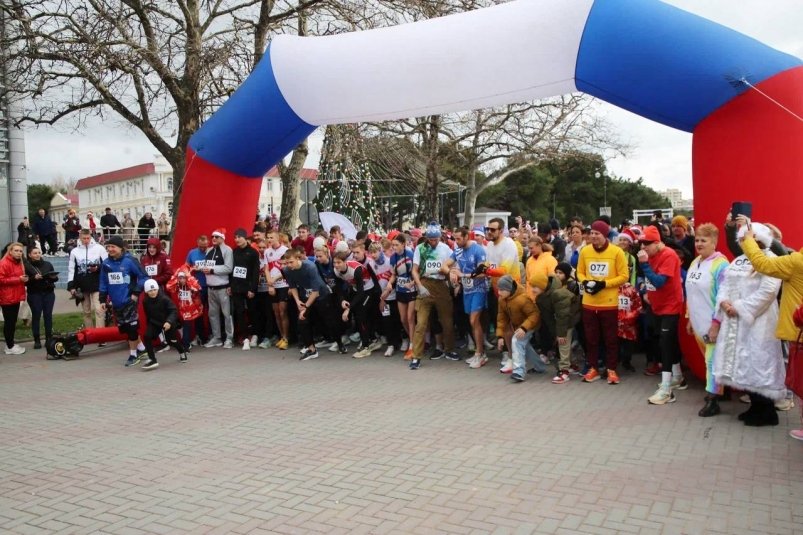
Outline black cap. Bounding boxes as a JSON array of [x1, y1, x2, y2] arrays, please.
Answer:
[[106, 235, 125, 248], [234, 228, 248, 238]]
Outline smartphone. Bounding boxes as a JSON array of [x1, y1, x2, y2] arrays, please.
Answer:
[[731, 201, 752, 220]]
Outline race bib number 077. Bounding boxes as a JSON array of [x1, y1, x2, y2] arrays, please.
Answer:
[[588, 261, 609, 277]]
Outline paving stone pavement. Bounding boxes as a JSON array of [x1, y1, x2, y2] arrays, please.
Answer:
[[1, 341, 802, 535]]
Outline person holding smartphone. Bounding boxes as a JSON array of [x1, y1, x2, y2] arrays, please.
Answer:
[[24, 247, 58, 350]]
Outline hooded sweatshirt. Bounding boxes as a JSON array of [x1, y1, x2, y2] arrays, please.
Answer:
[[99, 252, 148, 309], [140, 236, 172, 287]]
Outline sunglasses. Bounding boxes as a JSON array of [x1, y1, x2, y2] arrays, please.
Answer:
[[485, 227, 500, 232]]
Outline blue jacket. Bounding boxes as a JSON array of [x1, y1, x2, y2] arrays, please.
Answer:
[[33, 214, 55, 237], [99, 252, 149, 309], [186, 247, 208, 288]]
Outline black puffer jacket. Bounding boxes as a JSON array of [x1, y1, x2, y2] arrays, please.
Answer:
[[142, 290, 181, 329]]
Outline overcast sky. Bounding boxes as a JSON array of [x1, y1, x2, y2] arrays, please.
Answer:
[[21, 1, 803, 200]]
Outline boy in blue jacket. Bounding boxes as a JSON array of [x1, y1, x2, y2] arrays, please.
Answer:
[[99, 235, 149, 367]]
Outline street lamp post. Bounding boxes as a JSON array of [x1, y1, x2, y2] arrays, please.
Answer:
[[595, 170, 608, 216]]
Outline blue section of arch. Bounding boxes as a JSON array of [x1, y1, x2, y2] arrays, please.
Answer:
[[575, 0, 802, 132], [188, 44, 315, 178]]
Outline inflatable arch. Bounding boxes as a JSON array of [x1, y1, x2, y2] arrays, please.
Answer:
[[176, 0, 802, 249]]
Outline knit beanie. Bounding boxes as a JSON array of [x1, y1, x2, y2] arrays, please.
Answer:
[[498, 275, 515, 293], [555, 262, 573, 280], [591, 220, 611, 236]]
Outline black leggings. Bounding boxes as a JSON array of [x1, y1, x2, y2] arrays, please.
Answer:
[[650, 313, 681, 370], [298, 298, 339, 348], [2, 303, 20, 348], [353, 290, 380, 346]]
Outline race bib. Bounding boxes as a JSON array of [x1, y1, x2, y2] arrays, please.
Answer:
[[461, 277, 474, 289], [233, 266, 247, 279], [687, 270, 702, 282], [618, 296, 631, 310], [588, 261, 610, 278], [145, 264, 158, 276], [645, 280, 656, 292], [108, 272, 124, 285], [205, 260, 216, 268], [179, 290, 191, 301], [382, 304, 391, 317], [424, 260, 442, 276], [194, 260, 205, 269]]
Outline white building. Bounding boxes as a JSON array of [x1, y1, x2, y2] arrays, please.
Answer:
[[659, 188, 693, 210], [75, 157, 173, 222], [257, 166, 318, 220], [457, 207, 512, 229]]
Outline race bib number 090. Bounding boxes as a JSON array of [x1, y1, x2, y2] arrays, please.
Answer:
[[424, 260, 442, 275]]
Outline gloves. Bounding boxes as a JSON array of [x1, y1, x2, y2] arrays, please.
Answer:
[[471, 264, 488, 278], [417, 284, 431, 298], [583, 280, 606, 295]]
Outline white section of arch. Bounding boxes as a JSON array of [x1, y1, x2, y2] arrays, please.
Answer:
[[271, 0, 594, 125]]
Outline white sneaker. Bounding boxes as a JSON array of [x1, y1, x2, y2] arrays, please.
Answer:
[[465, 355, 478, 366], [400, 339, 410, 351], [467, 338, 476, 352], [775, 398, 795, 411], [257, 339, 271, 349], [328, 341, 341, 352], [384, 345, 395, 357], [204, 338, 223, 348], [223, 340, 233, 349], [469, 355, 488, 369], [367, 339, 383, 352], [499, 358, 513, 374], [243, 339, 251, 351], [250, 335, 258, 345], [648, 386, 676, 405], [353, 347, 371, 359], [380, 336, 388, 345], [4, 345, 25, 355], [341, 334, 352, 346], [349, 332, 362, 343]]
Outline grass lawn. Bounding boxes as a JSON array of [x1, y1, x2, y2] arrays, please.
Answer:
[[0, 312, 86, 342]]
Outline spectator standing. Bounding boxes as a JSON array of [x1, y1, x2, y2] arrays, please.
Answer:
[[67, 230, 108, 330], [17, 217, 35, 251], [62, 209, 82, 244], [137, 212, 156, 250], [121, 213, 137, 247], [24, 247, 58, 350], [0, 242, 28, 355], [157, 213, 170, 242], [100, 207, 121, 238], [33, 208, 57, 256], [84, 211, 100, 240], [202, 229, 235, 349]]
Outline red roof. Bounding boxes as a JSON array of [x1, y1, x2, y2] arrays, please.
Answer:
[[66, 194, 78, 205], [75, 163, 156, 190], [265, 166, 319, 180]]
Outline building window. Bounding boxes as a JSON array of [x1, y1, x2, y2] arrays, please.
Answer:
[[166, 177, 173, 191]]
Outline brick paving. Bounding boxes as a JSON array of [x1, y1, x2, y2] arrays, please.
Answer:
[[1, 340, 802, 534]]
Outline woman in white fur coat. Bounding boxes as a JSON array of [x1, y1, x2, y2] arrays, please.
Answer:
[[712, 222, 784, 427]]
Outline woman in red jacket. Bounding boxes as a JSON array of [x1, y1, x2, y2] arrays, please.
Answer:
[[0, 242, 29, 355]]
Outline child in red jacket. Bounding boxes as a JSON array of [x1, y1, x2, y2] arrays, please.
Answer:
[[618, 282, 642, 372], [166, 267, 204, 349]]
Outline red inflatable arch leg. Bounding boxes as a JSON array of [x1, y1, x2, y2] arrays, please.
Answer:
[[170, 147, 264, 263]]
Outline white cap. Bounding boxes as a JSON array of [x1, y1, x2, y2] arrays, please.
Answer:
[[144, 279, 159, 292]]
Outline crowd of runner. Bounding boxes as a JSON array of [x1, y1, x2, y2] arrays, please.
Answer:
[[1, 211, 802, 441]]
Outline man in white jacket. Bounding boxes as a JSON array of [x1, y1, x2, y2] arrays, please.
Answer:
[[68, 229, 109, 328]]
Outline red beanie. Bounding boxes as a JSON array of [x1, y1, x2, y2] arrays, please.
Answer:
[[591, 220, 610, 236]]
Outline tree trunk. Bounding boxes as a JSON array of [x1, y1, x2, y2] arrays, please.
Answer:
[[462, 167, 478, 228], [279, 139, 309, 234]]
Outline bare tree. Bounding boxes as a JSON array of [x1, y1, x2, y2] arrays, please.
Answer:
[[442, 96, 627, 227], [0, 0, 326, 225], [49, 174, 78, 195]]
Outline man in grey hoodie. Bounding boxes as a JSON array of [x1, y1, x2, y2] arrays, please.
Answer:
[[202, 228, 234, 348]]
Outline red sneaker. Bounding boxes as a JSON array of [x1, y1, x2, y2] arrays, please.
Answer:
[[643, 363, 661, 376]]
